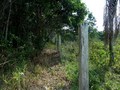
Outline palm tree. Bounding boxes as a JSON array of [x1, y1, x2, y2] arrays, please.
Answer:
[[104, 0, 120, 66]]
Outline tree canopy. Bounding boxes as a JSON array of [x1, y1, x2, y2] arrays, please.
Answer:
[[0, 0, 87, 50]]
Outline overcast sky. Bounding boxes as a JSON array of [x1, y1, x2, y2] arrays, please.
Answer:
[[82, 0, 105, 31]]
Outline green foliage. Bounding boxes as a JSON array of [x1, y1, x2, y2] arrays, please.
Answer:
[[1, 39, 120, 89], [89, 28, 98, 40], [0, 61, 27, 90], [0, 0, 87, 50], [62, 40, 120, 90], [65, 61, 78, 82], [89, 41, 109, 67], [62, 41, 78, 62], [0, 0, 87, 74], [65, 61, 79, 90], [89, 41, 120, 89], [0, 43, 34, 74], [87, 12, 104, 41], [61, 41, 79, 90]]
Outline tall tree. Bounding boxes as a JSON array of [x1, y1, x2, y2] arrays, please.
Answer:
[[0, 0, 87, 50], [104, 0, 120, 66]]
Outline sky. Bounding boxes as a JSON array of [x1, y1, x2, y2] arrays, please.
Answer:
[[82, 0, 105, 31]]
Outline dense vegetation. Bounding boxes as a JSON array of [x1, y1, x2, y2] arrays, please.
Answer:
[[0, 0, 86, 71], [63, 39, 120, 90], [0, 0, 86, 50]]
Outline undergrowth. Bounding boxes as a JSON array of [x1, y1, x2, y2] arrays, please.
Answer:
[[62, 40, 120, 90], [0, 40, 120, 90]]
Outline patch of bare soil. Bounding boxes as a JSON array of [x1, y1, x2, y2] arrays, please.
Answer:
[[25, 49, 71, 90], [32, 49, 61, 67], [25, 64, 71, 90]]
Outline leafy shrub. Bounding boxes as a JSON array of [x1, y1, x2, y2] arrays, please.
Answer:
[[61, 41, 78, 62], [61, 41, 79, 90], [63, 40, 120, 90]]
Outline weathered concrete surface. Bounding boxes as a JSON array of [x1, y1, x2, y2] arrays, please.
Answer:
[[79, 23, 89, 90]]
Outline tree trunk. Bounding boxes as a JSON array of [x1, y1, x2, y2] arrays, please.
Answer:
[[109, 30, 114, 66], [5, 0, 12, 40], [56, 33, 62, 59], [78, 23, 89, 90]]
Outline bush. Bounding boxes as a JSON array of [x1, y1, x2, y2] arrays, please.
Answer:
[[63, 40, 120, 90]]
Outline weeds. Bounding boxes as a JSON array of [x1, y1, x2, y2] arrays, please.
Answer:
[[0, 40, 120, 90]]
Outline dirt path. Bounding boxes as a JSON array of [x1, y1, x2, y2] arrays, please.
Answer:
[[25, 64, 71, 90]]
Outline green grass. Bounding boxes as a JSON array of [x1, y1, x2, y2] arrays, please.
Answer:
[[0, 40, 120, 90]]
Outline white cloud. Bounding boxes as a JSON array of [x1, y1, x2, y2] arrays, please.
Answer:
[[82, 0, 105, 31]]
